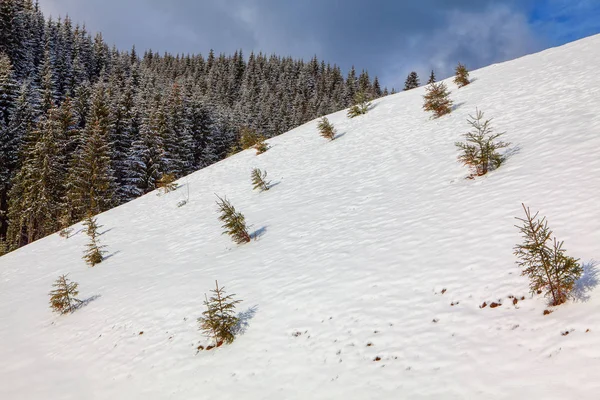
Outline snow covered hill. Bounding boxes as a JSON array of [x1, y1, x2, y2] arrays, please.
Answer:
[[2, 34, 600, 400]]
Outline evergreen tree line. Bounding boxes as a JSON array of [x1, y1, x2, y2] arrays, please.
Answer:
[[0, 0, 385, 250]]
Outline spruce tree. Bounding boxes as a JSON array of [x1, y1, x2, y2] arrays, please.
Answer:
[[423, 81, 453, 118], [198, 280, 242, 347], [83, 214, 105, 266], [427, 70, 436, 84], [454, 63, 470, 88], [347, 91, 371, 118], [455, 109, 510, 176], [404, 71, 420, 91], [7, 106, 67, 247], [65, 120, 115, 220], [514, 204, 582, 306], [317, 116, 336, 140], [0, 52, 17, 240], [251, 168, 270, 192], [216, 195, 251, 244], [49, 274, 81, 314]]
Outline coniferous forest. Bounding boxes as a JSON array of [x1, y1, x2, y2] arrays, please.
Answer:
[[0, 0, 385, 251]]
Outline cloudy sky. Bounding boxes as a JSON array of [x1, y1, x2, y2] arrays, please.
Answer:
[[39, 0, 600, 89]]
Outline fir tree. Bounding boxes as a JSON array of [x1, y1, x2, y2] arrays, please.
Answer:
[[49, 274, 81, 314], [65, 119, 116, 220], [83, 214, 105, 266], [216, 195, 251, 244], [317, 116, 336, 140], [423, 81, 452, 118], [198, 280, 242, 347], [455, 109, 510, 176], [514, 204, 582, 306], [404, 71, 420, 91], [7, 106, 67, 247], [427, 70, 436, 84], [347, 91, 371, 118], [251, 168, 270, 192], [454, 62, 470, 88], [0, 52, 18, 240]]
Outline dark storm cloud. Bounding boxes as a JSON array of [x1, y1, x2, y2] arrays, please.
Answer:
[[40, 0, 546, 88]]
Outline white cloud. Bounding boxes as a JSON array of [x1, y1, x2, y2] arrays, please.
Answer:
[[382, 4, 543, 89]]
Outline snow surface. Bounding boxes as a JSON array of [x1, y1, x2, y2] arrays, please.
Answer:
[[2, 35, 600, 400]]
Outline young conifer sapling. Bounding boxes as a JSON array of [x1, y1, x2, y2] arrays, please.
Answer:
[[83, 215, 106, 266], [198, 280, 242, 347], [455, 109, 510, 176], [454, 63, 471, 88], [514, 204, 582, 306], [216, 195, 251, 244], [317, 117, 336, 140], [49, 274, 81, 314], [157, 173, 178, 194], [251, 168, 270, 192], [347, 91, 371, 118], [423, 81, 453, 118]]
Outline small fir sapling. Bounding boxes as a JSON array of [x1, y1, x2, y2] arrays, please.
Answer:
[[254, 139, 270, 155], [423, 81, 453, 118], [347, 91, 371, 118], [49, 274, 81, 314], [157, 173, 178, 193], [215, 195, 251, 244], [83, 215, 106, 266], [198, 280, 242, 347], [251, 168, 270, 192], [317, 117, 336, 140], [514, 204, 582, 306], [455, 109, 510, 176], [239, 127, 266, 150], [454, 63, 471, 88]]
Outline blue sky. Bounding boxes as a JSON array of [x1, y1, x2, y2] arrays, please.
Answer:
[[40, 0, 600, 89]]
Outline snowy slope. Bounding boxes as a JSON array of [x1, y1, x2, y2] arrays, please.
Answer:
[[2, 35, 600, 400]]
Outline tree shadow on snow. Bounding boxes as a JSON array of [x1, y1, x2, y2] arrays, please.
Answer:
[[572, 261, 599, 303], [451, 102, 466, 112], [267, 181, 281, 190], [251, 226, 267, 240], [99, 227, 114, 236], [232, 305, 258, 336], [73, 295, 102, 311], [333, 132, 347, 140], [103, 250, 121, 261]]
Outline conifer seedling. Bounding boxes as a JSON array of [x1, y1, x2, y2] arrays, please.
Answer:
[[198, 280, 242, 347], [49, 274, 81, 314], [514, 204, 582, 306], [157, 173, 178, 194], [347, 91, 371, 118], [423, 81, 453, 118], [317, 117, 336, 140], [455, 109, 510, 176], [83, 215, 106, 266], [216, 195, 251, 244], [254, 140, 270, 155], [251, 168, 271, 192], [454, 63, 471, 88]]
